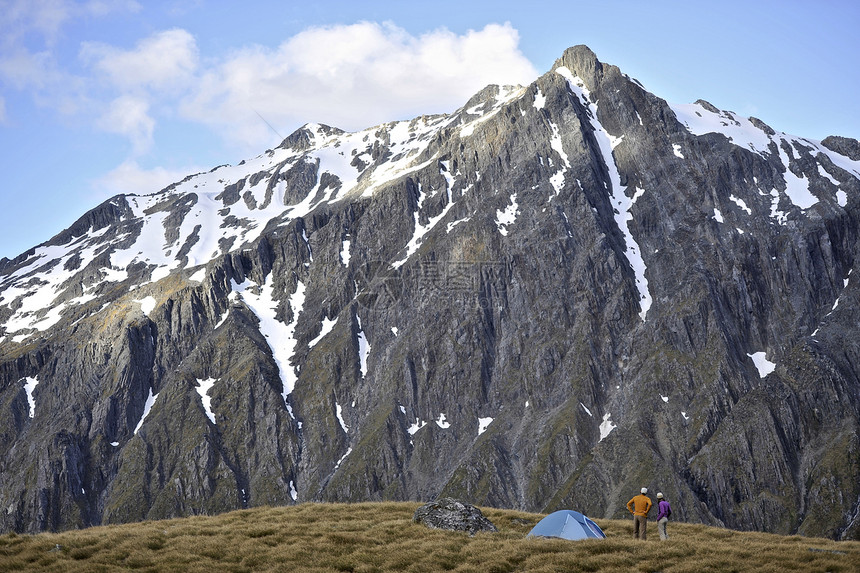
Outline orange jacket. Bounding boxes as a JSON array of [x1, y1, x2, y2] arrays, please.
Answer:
[[627, 494, 652, 516]]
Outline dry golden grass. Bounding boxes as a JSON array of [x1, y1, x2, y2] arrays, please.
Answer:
[[0, 502, 857, 572]]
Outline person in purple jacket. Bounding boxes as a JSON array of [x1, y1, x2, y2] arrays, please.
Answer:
[[655, 492, 672, 540]]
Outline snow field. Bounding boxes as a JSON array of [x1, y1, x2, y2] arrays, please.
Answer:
[[671, 100, 860, 225], [1, 115, 452, 342], [1, 226, 116, 337]]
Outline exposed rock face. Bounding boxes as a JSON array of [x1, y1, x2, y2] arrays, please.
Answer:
[[413, 498, 498, 534], [1, 45, 860, 539], [822, 135, 860, 161]]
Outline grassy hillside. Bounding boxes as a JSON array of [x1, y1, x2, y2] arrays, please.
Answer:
[[0, 502, 858, 572]]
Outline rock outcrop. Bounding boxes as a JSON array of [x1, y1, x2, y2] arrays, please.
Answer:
[[413, 498, 498, 535], [1, 45, 860, 540]]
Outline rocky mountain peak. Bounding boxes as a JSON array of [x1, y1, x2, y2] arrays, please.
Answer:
[[553, 44, 602, 87], [1, 44, 860, 540]]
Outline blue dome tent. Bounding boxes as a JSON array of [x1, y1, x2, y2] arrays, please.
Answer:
[[527, 510, 606, 540]]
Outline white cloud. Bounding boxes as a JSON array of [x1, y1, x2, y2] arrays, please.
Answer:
[[75, 28, 197, 150], [4, 18, 538, 185], [80, 28, 198, 92], [0, 96, 6, 123], [92, 159, 203, 197], [180, 21, 538, 149], [3, 18, 536, 153], [0, 0, 141, 122], [96, 95, 154, 152]]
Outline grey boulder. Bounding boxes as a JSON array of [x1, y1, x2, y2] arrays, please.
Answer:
[[413, 498, 498, 535]]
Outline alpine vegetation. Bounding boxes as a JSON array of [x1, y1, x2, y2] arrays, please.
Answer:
[[1, 45, 859, 540]]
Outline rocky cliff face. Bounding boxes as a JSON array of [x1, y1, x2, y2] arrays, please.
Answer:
[[2, 45, 859, 539]]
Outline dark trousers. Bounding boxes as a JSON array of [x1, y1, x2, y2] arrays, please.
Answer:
[[633, 515, 647, 539]]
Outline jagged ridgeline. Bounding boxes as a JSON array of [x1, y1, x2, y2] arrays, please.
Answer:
[[1, 45, 859, 539]]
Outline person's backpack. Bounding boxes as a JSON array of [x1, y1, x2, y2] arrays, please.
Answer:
[[666, 502, 672, 517]]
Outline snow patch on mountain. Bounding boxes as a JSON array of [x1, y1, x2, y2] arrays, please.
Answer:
[[729, 195, 752, 215], [133, 388, 158, 434], [232, 275, 306, 403], [672, 100, 860, 209], [777, 143, 818, 209], [407, 418, 427, 435], [22, 376, 38, 419], [353, 117, 450, 199], [336, 402, 349, 433], [189, 267, 207, 282], [392, 161, 457, 267], [818, 164, 840, 186], [0, 100, 516, 343], [340, 237, 351, 266], [308, 316, 337, 349], [557, 66, 652, 320], [496, 193, 519, 236], [111, 209, 181, 283], [459, 85, 526, 138], [748, 352, 776, 378], [136, 296, 156, 317], [769, 190, 789, 224], [356, 313, 370, 378], [548, 122, 571, 196], [599, 413, 616, 441], [533, 88, 546, 110], [334, 447, 353, 470], [0, 227, 114, 338], [672, 103, 773, 154], [213, 309, 228, 330], [196, 378, 217, 424]]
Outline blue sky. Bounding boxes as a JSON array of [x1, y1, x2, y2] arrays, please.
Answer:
[[1, 0, 858, 260]]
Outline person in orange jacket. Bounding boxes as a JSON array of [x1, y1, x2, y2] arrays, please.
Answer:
[[626, 487, 653, 539]]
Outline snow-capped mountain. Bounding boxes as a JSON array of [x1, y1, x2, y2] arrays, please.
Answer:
[[2, 45, 860, 539]]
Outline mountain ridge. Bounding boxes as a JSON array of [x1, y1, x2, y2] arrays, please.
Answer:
[[1, 44, 859, 539]]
